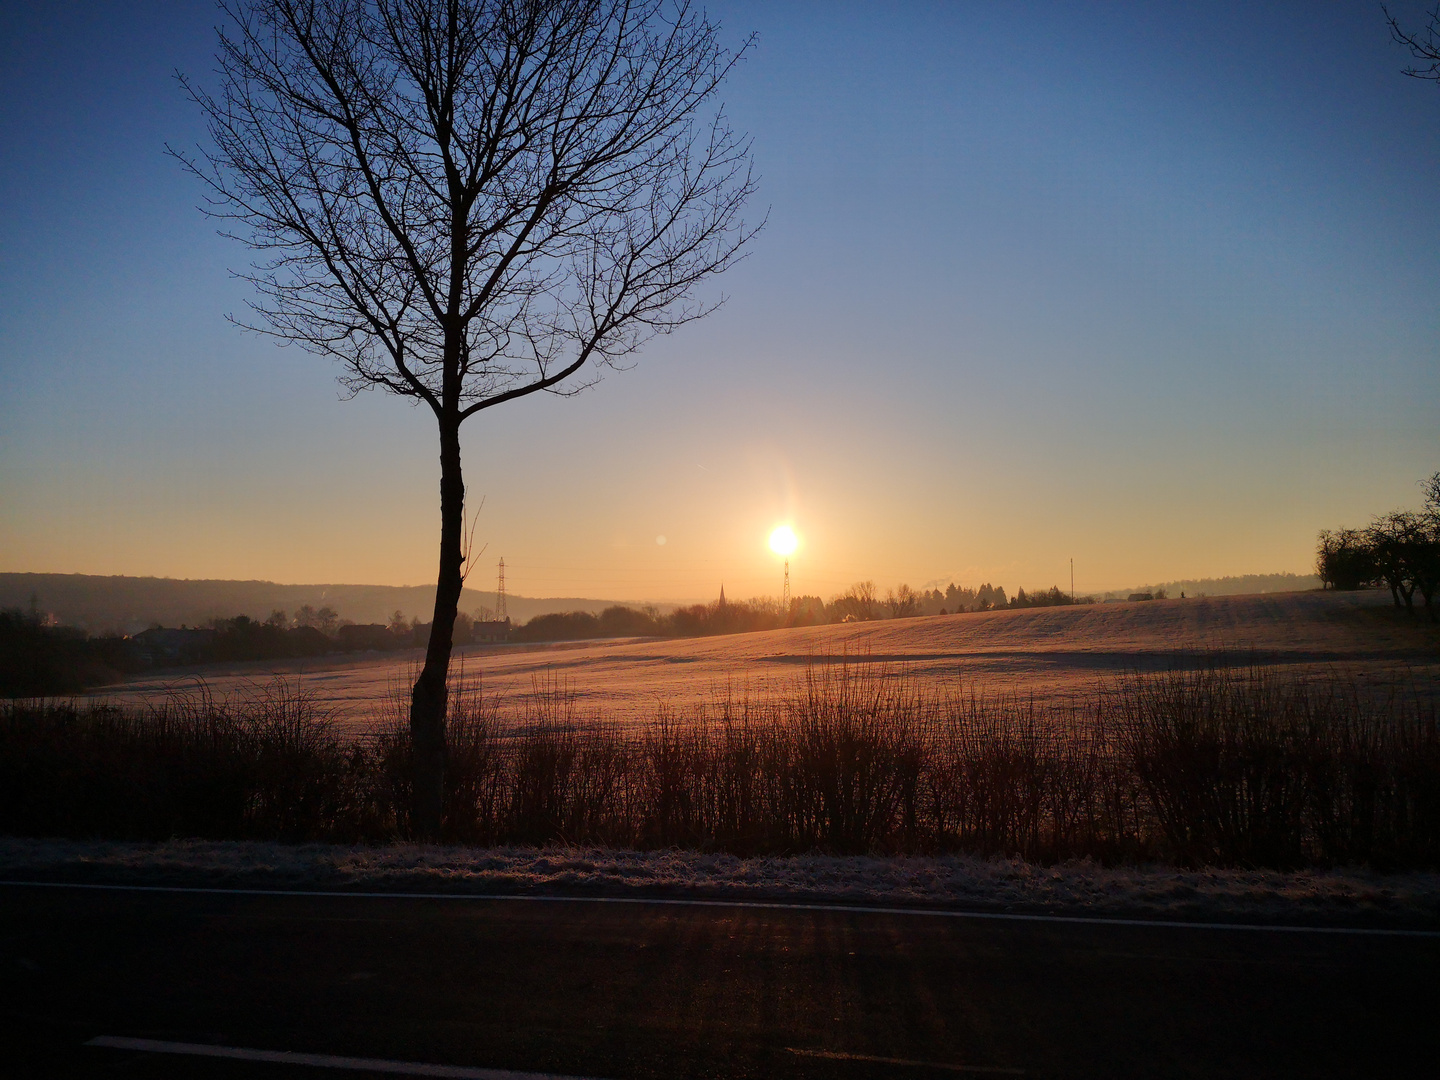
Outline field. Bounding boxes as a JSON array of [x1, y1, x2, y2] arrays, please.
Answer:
[[96, 590, 1439, 731], [8, 587, 1434, 864]]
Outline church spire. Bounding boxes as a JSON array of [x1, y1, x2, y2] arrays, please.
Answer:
[[719, 583, 726, 607]]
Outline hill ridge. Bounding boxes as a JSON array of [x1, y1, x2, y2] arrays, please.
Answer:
[[0, 572, 662, 633]]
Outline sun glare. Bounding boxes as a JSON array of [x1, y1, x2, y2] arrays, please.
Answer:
[[768, 525, 798, 557]]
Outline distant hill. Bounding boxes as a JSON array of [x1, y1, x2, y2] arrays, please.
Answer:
[[1102, 573, 1321, 601], [0, 573, 664, 634]]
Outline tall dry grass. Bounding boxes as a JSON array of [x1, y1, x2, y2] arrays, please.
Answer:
[[2, 658, 1437, 867], [0, 680, 385, 842], [1116, 665, 1440, 868]]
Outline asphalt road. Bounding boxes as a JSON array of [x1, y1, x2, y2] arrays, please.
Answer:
[[2, 884, 1436, 1079]]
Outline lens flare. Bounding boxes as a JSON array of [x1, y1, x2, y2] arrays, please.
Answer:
[[768, 525, 798, 557]]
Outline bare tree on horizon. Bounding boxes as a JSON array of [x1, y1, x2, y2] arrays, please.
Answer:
[[176, 0, 760, 836]]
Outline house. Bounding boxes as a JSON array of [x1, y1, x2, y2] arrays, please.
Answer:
[[472, 618, 512, 643], [131, 626, 217, 665], [337, 624, 400, 652]]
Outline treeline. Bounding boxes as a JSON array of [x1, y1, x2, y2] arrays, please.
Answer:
[[515, 600, 805, 642], [140, 606, 511, 664], [200, 607, 447, 659], [517, 580, 1094, 642], [7, 576, 1104, 692], [1316, 471, 1439, 620], [0, 608, 141, 697], [0, 601, 513, 697], [0, 573, 625, 635], [1105, 573, 1319, 601]]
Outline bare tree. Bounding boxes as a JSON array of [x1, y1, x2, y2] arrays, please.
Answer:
[[1315, 527, 1375, 592], [1314, 471, 1440, 620], [1387, 4, 1440, 81], [829, 581, 879, 623], [177, 0, 759, 836], [1367, 511, 1430, 614], [1418, 471, 1440, 619], [885, 584, 919, 619]]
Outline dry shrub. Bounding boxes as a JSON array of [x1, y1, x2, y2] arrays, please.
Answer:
[[636, 706, 715, 849], [0, 679, 365, 841], [371, 661, 505, 842], [1115, 665, 1440, 868], [506, 678, 633, 846], [923, 687, 1140, 862], [3, 657, 1438, 867], [769, 662, 925, 853]]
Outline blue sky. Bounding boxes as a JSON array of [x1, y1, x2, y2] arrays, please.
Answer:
[[1, 1, 1436, 601]]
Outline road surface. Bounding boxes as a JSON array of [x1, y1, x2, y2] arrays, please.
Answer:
[[1, 883, 1436, 1078]]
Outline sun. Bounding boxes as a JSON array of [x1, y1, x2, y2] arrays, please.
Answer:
[[768, 525, 798, 557]]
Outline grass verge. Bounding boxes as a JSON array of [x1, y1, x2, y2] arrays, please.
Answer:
[[2, 659, 1436, 868]]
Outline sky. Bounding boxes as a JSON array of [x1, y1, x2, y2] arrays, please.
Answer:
[[1, 1, 1437, 605]]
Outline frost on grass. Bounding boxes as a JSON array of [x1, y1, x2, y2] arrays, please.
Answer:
[[1, 838, 1436, 926]]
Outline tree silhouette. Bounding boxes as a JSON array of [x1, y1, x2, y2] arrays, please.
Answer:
[[1315, 528, 1375, 592], [1387, 4, 1440, 82], [1367, 512, 1424, 613], [1315, 471, 1440, 621], [177, 0, 759, 835]]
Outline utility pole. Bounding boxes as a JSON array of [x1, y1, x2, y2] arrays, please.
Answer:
[[1070, 558, 1074, 602], [782, 559, 790, 619]]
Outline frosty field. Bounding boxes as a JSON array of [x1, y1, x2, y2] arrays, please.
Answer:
[[95, 590, 1438, 732]]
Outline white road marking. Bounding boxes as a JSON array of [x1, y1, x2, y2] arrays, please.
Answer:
[[85, 1036, 600, 1079], [4, 879, 1437, 937], [787, 1046, 1025, 1073]]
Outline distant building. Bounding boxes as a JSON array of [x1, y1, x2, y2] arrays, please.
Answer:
[[472, 618, 512, 643], [337, 623, 398, 652], [131, 627, 217, 665], [1127, 592, 1155, 602]]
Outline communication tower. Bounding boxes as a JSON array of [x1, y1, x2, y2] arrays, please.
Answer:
[[496, 558, 507, 621], [782, 560, 790, 617]]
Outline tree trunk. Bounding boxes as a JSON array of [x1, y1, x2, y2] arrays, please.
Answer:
[[409, 418, 465, 839]]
